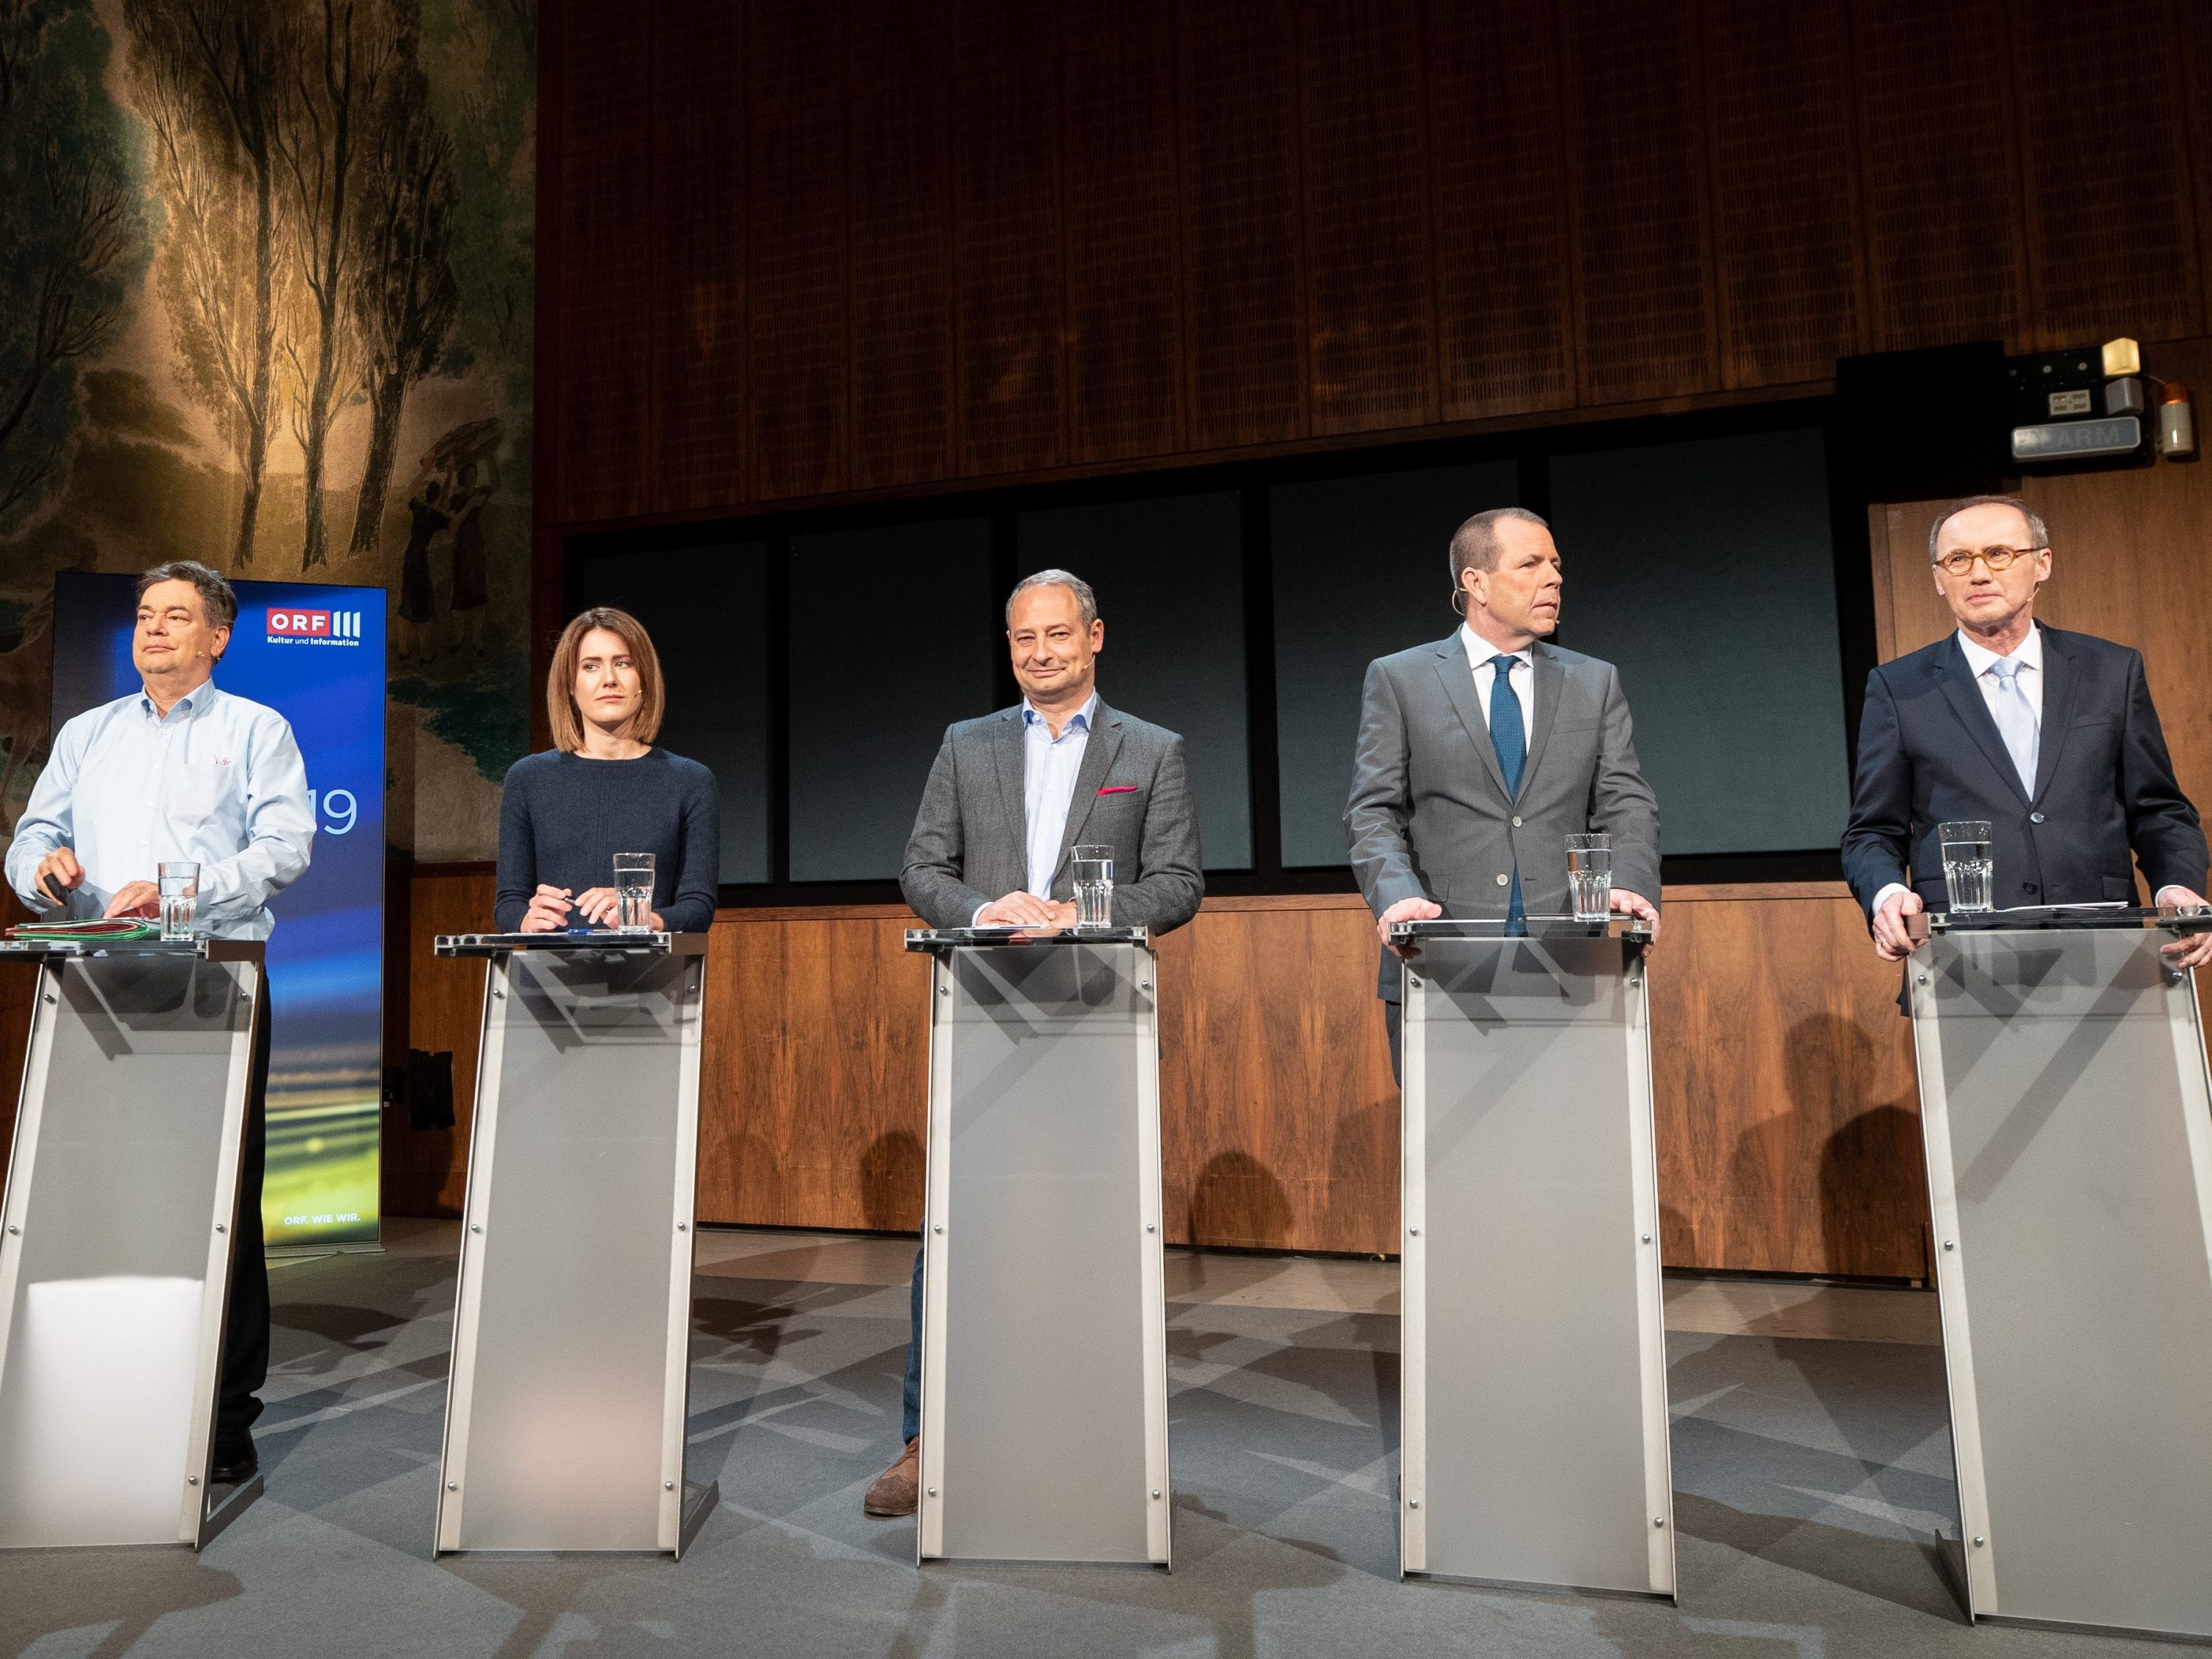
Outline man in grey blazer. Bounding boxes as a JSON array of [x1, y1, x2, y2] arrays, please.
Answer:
[[1346, 506, 1661, 1076], [864, 566, 1203, 1518]]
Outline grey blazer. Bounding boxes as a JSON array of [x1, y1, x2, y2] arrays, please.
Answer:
[[900, 696, 1204, 935], [1346, 634, 1661, 998]]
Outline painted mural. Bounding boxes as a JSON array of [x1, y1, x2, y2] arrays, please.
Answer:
[[0, 0, 534, 859]]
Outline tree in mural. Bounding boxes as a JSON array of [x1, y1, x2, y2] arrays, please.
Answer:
[[275, 0, 405, 570], [125, 0, 285, 568], [423, 0, 531, 397], [0, 0, 152, 532], [345, 34, 457, 556]]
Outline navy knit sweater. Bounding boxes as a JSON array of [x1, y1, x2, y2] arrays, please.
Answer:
[[493, 748, 720, 933]]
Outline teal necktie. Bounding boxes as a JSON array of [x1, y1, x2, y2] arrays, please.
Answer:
[[1489, 656, 1526, 934]]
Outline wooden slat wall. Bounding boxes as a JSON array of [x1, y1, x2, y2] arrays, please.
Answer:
[[542, 0, 2212, 526], [380, 867, 494, 1219]]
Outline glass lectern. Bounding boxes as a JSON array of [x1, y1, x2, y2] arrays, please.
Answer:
[[1907, 906, 2212, 1641], [0, 936, 265, 1549], [904, 926, 1171, 1569], [430, 932, 716, 1556], [1390, 917, 1674, 1599]]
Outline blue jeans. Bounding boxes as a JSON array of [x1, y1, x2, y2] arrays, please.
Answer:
[[901, 1242, 923, 1444]]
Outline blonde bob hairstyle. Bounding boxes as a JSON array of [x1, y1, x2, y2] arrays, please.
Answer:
[[546, 607, 666, 753]]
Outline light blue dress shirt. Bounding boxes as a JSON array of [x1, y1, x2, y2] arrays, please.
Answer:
[[6, 679, 314, 939], [969, 692, 1098, 923]]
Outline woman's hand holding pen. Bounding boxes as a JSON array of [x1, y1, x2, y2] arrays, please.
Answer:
[[520, 884, 573, 932]]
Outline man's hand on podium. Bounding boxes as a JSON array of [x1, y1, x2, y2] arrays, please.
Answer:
[[1611, 887, 1659, 949], [1872, 889, 1922, 961], [976, 892, 1077, 935], [2156, 887, 2212, 969], [1378, 896, 1442, 958], [103, 880, 160, 919], [33, 846, 84, 910]]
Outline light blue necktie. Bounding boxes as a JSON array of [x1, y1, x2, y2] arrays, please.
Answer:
[[1488, 656, 1526, 935], [1988, 655, 2039, 795]]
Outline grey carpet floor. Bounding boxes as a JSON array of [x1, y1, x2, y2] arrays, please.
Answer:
[[0, 1230, 2162, 1659]]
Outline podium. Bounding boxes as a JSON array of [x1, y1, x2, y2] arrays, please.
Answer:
[[1906, 907, 2212, 1641], [904, 927, 1171, 1568], [431, 932, 715, 1556], [1391, 919, 1673, 1598], [0, 936, 265, 1549]]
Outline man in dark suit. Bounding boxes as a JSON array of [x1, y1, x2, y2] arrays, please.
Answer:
[[1346, 507, 1662, 1077], [1843, 494, 2211, 967], [863, 568, 1203, 1518]]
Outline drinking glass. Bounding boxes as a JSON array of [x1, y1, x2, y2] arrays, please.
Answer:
[[612, 852, 657, 934], [1566, 834, 1614, 923], [1072, 845, 1115, 931], [158, 861, 200, 942], [1939, 821, 1994, 913]]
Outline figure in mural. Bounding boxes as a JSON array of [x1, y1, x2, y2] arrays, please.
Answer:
[[397, 473, 451, 664]]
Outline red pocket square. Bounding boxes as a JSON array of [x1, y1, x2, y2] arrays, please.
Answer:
[[1097, 784, 1138, 795]]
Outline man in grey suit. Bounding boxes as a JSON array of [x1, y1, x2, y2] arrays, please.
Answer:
[[1346, 507, 1661, 1076], [863, 566, 1203, 1517]]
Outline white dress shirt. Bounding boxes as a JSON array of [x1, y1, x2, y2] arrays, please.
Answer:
[[6, 680, 314, 939], [970, 692, 1098, 922], [1873, 626, 2186, 912], [1459, 624, 1536, 734]]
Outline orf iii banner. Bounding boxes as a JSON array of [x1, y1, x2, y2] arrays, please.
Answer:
[[50, 572, 386, 1250]]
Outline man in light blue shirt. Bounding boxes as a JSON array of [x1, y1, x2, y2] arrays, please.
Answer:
[[7, 560, 314, 1484]]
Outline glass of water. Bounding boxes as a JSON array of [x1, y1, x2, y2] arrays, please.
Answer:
[[1072, 844, 1114, 931], [1939, 821, 1994, 913], [1566, 834, 1614, 923], [158, 861, 200, 941], [611, 851, 657, 933]]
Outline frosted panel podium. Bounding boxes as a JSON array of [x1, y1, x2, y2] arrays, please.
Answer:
[[1391, 919, 1674, 1598], [0, 936, 265, 1550], [906, 927, 1171, 1569], [1907, 908, 2212, 1641], [432, 933, 715, 1557]]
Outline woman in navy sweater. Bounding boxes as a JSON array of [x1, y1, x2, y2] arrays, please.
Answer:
[[494, 607, 719, 934]]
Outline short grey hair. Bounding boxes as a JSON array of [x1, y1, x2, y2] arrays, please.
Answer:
[[1449, 507, 1549, 613], [1928, 495, 2049, 561], [136, 560, 238, 631], [1005, 567, 1098, 627]]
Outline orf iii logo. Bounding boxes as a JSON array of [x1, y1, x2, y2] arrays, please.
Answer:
[[265, 607, 362, 645]]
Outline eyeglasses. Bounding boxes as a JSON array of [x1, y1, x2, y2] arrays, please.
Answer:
[[1933, 544, 2045, 577]]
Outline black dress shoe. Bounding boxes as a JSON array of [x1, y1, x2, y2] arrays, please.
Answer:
[[210, 1441, 259, 1485]]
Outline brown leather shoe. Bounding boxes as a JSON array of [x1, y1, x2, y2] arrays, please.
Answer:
[[863, 1436, 920, 1517]]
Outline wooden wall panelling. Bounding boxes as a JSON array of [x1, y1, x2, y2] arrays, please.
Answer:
[[1558, 0, 1719, 405], [1851, 0, 2027, 352], [553, 3, 655, 524], [1176, 1, 1309, 451], [382, 867, 495, 1218], [847, 0, 956, 492], [1651, 884, 1927, 1278], [951, 1, 1067, 477], [696, 910, 930, 1230], [1423, 0, 1576, 421], [2009, 0, 2201, 351], [2186, 5, 2212, 338], [1294, 0, 1439, 437], [648, 0, 748, 515], [1060, 0, 1187, 465], [1701, 0, 1868, 389], [1155, 895, 1398, 1255], [745, 0, 851, 502]]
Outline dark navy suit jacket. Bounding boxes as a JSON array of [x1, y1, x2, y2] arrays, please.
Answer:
[[1842, 625, 2207, 917]]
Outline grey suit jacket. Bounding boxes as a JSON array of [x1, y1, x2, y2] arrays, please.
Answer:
[[1346, 634, 1661, 998], [900, 696, 1204, 935]]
